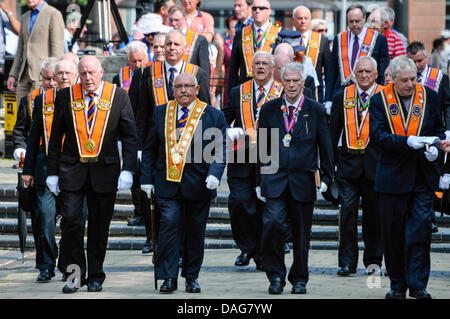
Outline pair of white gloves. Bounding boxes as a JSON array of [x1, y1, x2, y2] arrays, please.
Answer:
[[254, 182, 328, 203], [406, 136, 440, 162], [140, 175, 220, 198], [46, 170, 134, 195], [13, 148, 26, 162]]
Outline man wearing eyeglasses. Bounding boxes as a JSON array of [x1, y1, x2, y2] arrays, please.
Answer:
[[140, 72, 227, 294], [292, 5, 330, 104], [228, 0, 280, 95]]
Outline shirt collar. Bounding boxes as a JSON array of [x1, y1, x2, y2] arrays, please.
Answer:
[[178, 99, 196, 111], [83, 81, 104, 98], [254, 79, 272, 94], [253, 21, 270, 33], [283, 94, 304, 109], [420, 65, 428, 79], [352, 26, 367, 40], [243, 16, 253, 26], [302, 29, 311, 39], [165, 60, 184, 75], [34, 1, 46, 13], [357, 83, 376, 96]]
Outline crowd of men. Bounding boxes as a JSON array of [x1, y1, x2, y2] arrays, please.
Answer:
[[8, 0, 450, 299]]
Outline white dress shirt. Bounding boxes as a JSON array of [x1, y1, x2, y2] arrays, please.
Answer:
[[350, 26, 367, 61], [254, 79, 273, 120], [165, 60, 184, 85], [177, 100, 196, 121], [253, 21, 271, 36]]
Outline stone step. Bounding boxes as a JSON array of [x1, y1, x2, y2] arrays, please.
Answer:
[[2, 218, 450, 243]]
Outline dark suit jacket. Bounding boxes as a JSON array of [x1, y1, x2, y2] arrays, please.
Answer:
[[257, 96, 334, 202], [13, 95, 32, 150], [46, 85, 138, 193], [112, 67, 144, 116], [22, 94, 50, 186], [325, 32, 389, 102], [136, 62, 211, 150], [188, 33, 211, 79], [330, 90, 379, 181], [369, 86, 446, 194], [140, 103, 228, 200], [435, 73, 450, 128]]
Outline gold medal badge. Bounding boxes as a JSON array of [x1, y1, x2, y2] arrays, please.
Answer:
[[97, 99, 111, 111], [344, 99, 356, 109], [43, 104, 54, 115], [309, 40, 319, 48], [85, 139, 96, 153], [356, 139, 365, 149], [282, 133, 292, 147], [72, 100, 85, 111], [168, 166, 179, 179], [242, 92, 252, 101]]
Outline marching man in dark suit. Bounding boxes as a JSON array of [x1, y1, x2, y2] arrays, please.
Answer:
[[223, 51, 282, 269], [46, 56, 138, 293], [369, 56, 445, 299], [330, 56, 383, 276], [257, 62, 334, 294], [140, 72, 227, 294]]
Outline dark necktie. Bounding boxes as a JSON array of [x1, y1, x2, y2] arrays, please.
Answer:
[[169, 67, 176, 97], [417, 73, 422, 84], [177, 107, 189, 128], [359, 91, 368, 120], [257, 86, 265, 108], [87, 93, 96, 129], [351, 35, 359, 70], [288, 105, 295, 123]]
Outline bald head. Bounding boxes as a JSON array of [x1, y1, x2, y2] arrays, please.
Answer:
[[252, 0, 271, 27], [79, 56, 104, 93], [292, 5, 312, 33], [273, 54, 292, 82], [60, 52, 79, 66], [274, 43, 295, 61]]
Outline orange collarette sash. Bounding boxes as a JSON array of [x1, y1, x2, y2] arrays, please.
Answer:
[[151, 61, 199, 106], [70, 81, 116, 162], [28, 88, 42, 119], [343, 84, 384, 152], [240, 79, 282, 144], [183, 29, 199, 63], [242, 23, 280, 78], [42, 88, 57, 155], [119, 66, 132, 93], [381, 83, 426, 136], [424, 67, 443, 93], [338, 29, 377, 85], [305, 31, 322, 68], [164, 98, 207, 182]]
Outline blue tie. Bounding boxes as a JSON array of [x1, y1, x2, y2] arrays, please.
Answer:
[[169, 67, 176, 97], [177, 107, 189, 128], [87, 93, 96, 129]]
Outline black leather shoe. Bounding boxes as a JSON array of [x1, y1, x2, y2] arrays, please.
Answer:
[[62, 283, 79, 294], [185, 278, 201, 293], [160, 278, 177, 294], [37, 269, 55, 283], [431, 223, 439, 233], [291, 282, 307, 294], [337, 266, 356, 276], [235, 252, 250, 266], [127, 216, 144, 226], [385, 289, 406, 299], [87, 281, 103, 292], [409, 288, 432, 299], [284, 243, 290, 254], [268, 277, 285, 295], [142, 240, 153, 254]]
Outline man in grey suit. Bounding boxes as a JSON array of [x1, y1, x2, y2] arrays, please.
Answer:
[[7, 0, 64, 104]]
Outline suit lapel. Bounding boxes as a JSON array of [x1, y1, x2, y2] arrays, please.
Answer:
[[292, 97, 310, 138], [29, 3, 47, 40]]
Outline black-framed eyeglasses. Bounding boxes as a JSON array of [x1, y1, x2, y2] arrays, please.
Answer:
[[317, 29, 328, 33], [144, 32, 157, 37], [174, 84, 197, 89], [252, 6, 269, 11]]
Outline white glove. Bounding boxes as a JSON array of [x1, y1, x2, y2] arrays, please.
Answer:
[[407, 136, 426, 149], [445, 130, 450, 140], [424, 146, 438, 162], [46, 175, 60, 195], [226, 127, 244, 141], [439, 174, 450, 190], [205, 175, 220, 190], [117, 141, 122, 153], [117, 170, 133, 190], [324, 101, 332, 115], [13, 148, 26, 162], [137, 150, 142, 162], [255, 186, 266, 202], [319, 182, 328, 193], [141, 184, 154, 198]]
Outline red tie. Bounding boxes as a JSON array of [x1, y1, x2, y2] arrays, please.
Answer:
[[288, 105, 295, 122]]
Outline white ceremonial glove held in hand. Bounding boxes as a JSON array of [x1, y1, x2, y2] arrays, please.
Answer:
[[117, 170, 133, 190], [137, 150, 142, 162], [445, 130, 450, 140], [255, 186, 266, 202], [319, 182, 328, 193], [407, 136, 426, 149], [141, 184, 154, 198], [424, 146, 438, 162], [439, 174, 450, 190], [46, 175, 60, 195], [324, 101, 332, 115], [205, 175, 220, 190], [13, 148, 26, 162], [226, 127, 244, 141]]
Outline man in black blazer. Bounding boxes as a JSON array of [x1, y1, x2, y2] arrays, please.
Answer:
[[324, 4, 389, 115], [257, 62, 334, 295], [330, 56, 383, 277], [140, 73, 227, 294], [46, 56, 138, 294], [369, 56, 445, 299], [292, 5, 331, 103], [223, 51, 282, 270]]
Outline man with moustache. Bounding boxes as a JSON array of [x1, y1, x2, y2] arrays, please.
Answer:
[[223, 51, 282, 270], [46, 56, 138, 293]]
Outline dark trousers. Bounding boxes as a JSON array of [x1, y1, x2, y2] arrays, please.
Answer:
[[337, 176, 382, 270], [262, 186, 314, 285], [33, 186, 58, 271], [132, 160, 152, 241], [155, 197, 210, 280], [228, 176, 263, 263], [59, 183, 116, 285], [378, 184, 432, 292]]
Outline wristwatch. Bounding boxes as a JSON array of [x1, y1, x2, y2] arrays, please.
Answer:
[[7, 11, 13, 17]]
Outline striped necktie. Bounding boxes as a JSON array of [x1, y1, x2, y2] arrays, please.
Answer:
[[87, 93, 96, 129], [169, 67, 176, 97], [257, 86, 265, 108], [417, 73, 422, 84], [256, 28, 264, 49], [359, 91, 368, 119], [177, 106, 189, 128], [300, 35, 305, 47]]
